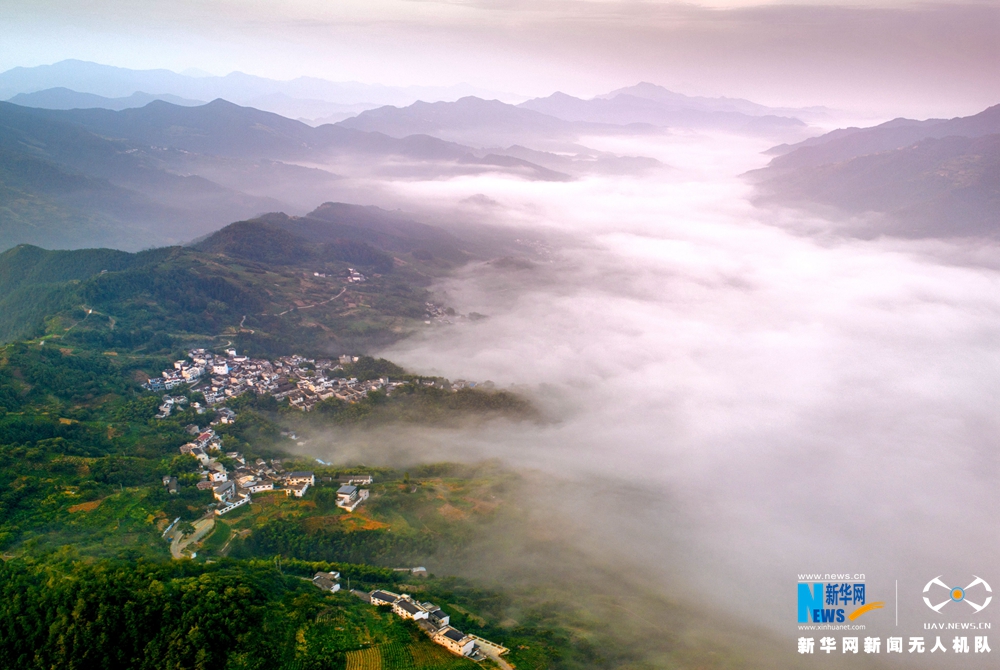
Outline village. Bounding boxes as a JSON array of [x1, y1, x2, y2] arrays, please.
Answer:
[[153, 347, 508, 663], [307, 570, 509, 666], [147, 347, 490, 416], [146, 347, 403, 414], [159, 416, 373, 517]]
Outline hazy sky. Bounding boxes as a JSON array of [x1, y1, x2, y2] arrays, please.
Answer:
[[1, 0, 997, 115]]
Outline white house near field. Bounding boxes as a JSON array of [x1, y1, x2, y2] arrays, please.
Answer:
[[434, 627, 475, 656]]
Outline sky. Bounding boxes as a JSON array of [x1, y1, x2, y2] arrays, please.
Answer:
[[1, 0, 998, 115]]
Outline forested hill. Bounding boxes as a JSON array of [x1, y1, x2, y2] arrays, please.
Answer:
[[0, 205, 485, 353]]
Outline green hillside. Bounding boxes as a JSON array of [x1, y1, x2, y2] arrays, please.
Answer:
[[0, 339, 806, 670], [0, 217, 806, 669], [0, 230, 448, 354]]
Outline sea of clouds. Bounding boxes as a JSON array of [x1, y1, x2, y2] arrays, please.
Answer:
[[309, 129, 1000, 660]]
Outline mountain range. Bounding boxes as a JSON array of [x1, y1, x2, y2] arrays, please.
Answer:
[[8, 87, 205, 111], [0, 99, 570, 252], [0, 60, 516, 121], [748, 104, 1000, 238], [338, 83, 818, 147], [4, 61, 823, 139], [518, 85, 815, 136], [0, 62, 833, 253]]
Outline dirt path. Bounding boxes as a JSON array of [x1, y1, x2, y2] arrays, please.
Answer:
[[170, 516, 215, 559], [277, 287, 347, 316]]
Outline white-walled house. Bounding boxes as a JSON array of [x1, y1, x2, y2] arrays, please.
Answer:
[[215, 493, 250, 515], [286, 471, 315, 486], [393, 598, 429, 621], [434, 627, 475, 656], [213, 480, 235, 502], [336, 484, 369, 512], [370, 590, 400, 607]]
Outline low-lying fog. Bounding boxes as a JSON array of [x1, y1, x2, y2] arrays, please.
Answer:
[[305, 129, 1000, 663]]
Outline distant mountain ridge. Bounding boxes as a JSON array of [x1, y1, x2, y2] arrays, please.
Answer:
[[0, 98, 569, 252], [597, 82, 828, 118], [0, 60, 519, 120], [8, 87, 205, 111], [520, 82, 822, 134], [764, 104, 1000, 169], [749, 103, 1000, 238], [340, 85, 814, 148]]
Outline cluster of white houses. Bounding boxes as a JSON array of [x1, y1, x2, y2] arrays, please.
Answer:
[[170, 423, 372, 515], [307, 573, 502, 659], [367, 590, 507, 660], [146, 348, 404, 412], [208, 457, 302, 513]]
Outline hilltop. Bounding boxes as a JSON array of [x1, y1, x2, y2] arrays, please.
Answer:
[[0, 201, 524, 353]]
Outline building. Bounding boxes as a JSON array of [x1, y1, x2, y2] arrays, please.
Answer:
[[312, 571, 341, 593], [393, 598, 429, 621], [434, 627, 475, 656], [286, 471, 315, 486], [247, 479, 274, 493], [182, 366, 203, 382], [286, 482, 309, 497], [425, 605, 449, 627], [213, 480, 235, 502], [336, 484, 370, 512], [370, 590, 400, 607], [162, 476, 178, 494], [215, 494, 250, 515]]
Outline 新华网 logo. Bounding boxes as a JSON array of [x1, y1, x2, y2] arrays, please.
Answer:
[[923, 576, 992, 614], [798, 581, 884, 623]]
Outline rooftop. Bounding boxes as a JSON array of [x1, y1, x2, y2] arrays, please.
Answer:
[[396, 599, 421, 614]]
